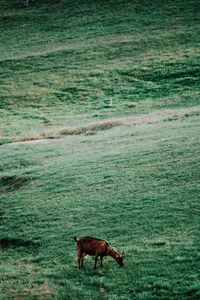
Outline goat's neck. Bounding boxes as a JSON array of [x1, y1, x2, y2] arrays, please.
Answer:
[[108, 247, 119, 260]]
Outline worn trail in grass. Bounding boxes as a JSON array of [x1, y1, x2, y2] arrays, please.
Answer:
[[2, 105, 200, 144]]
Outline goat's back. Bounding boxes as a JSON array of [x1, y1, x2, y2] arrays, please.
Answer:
[[76, 237, 109, 255]]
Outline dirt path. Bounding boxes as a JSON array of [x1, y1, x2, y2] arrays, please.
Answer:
[[5, 106, 200, 146]]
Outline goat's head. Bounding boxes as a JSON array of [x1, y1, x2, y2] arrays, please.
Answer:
[[115, 253, 124, 267]]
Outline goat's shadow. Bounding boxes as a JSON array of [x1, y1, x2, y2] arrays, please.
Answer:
[[71, 262, 110, 276], [64, 257, 112, 278]]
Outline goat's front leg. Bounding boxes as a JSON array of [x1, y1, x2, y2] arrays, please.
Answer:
[[94, 255, 98, 269], [81, 256, 84, 268], [77, 251, 83, 269], [78, 257, 81, 269], [100, 256, 103, 267]]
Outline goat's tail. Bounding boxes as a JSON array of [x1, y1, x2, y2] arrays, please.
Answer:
[[73, 236, 77, 242]]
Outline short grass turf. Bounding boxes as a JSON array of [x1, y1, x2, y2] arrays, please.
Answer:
[[1, 114, 200, 299], [1, 0, 200, 299], [0, 0, 200, 144]]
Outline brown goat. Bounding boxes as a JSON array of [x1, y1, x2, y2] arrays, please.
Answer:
[[74, 236, 124, 269]]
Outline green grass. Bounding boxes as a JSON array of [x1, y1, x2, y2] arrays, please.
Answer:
[[0, 0, 200, 143], [1, 114, 200, 299], [1, 0, 200, 299]]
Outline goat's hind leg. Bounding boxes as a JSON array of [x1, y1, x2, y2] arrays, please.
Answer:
[[94, 255, 99, 270], [100, 256, 103, 268]]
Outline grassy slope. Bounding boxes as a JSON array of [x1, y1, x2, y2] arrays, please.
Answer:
[[0, 0, 200, 143], [1, 0, 200, 299], [1, 114, 200, 299]]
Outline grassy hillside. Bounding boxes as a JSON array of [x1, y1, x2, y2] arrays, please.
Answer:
[[0, 0, 200, 143], [1, 111, 200, 299], [1, 0, 200, 299]]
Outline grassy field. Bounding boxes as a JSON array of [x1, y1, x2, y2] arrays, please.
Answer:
[[1, 0, 200, 299]]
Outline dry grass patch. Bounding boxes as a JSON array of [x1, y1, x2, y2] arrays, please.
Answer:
[[5, 107, 200, 145], [23, 280, 54, 299], [57, 120, 121, 137], [11, 120, 121, 142]]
